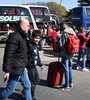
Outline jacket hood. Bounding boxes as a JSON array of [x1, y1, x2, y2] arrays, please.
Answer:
[[64, 27, 76, 35]]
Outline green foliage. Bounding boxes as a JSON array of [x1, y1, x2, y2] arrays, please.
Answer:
[[30, 1, 67, 21], [46, 2, 67, 21]]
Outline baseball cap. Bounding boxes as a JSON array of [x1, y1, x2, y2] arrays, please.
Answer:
[[60, 21, 66, 27]]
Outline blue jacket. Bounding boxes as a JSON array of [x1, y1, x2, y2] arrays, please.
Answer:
[[27, 42, 42, 67]]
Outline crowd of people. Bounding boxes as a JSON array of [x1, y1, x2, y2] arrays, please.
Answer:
[[0, 17, 90, 100], [46, 21, 90, 91]]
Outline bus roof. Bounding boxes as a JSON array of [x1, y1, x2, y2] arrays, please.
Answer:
[[19, 4, 49, 8], [0, 4, 49, 8], [72, 6, 90, 9], [0, 4, 31, 8]]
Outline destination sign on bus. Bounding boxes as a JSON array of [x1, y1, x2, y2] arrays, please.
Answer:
[[0, 16, 29, 22]]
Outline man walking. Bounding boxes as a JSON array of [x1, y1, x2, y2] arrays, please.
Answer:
[[0, 18, 32, 100]]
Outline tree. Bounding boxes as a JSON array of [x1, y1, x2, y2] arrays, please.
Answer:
[[30, 1, 67, 21], [46, 2, 67, 21]]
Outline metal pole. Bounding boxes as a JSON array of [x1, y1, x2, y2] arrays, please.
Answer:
[[60, 0, 62, 5]]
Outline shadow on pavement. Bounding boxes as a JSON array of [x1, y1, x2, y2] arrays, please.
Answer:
[[39, 79, 48, 87], [43, 47, 59, 58], [8, 93, 24, 100], [0, 87, 24, 100], [38, 79, 63, 89]]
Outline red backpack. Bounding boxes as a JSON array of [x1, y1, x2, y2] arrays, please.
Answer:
[[65, 34, 80, 55]]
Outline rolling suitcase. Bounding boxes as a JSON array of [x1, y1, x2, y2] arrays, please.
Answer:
[[47, 61, 63, 87]]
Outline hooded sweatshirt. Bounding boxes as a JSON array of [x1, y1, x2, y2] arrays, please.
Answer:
[[59, 27, 76, 58]]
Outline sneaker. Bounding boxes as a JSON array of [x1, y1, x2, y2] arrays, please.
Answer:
[[70, 83, 73, 88], [61, 86, 70, 91], [33, 97, 38, 100], [76, 66, 82, 70], [82, 68, 89, 72]]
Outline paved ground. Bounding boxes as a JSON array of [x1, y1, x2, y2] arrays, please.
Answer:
[[0, 44, 90, 100]]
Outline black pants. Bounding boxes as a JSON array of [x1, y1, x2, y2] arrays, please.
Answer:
[[27, 67, 40, 98]]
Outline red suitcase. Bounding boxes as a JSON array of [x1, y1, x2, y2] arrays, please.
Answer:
[[47, 62, 63, 87]]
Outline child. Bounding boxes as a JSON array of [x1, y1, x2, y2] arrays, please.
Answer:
[[27, 30, 43, 100]]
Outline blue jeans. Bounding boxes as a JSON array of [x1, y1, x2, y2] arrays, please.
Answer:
[[0, 68, 32, 100], [62, 57, 73, 87], [77, 49, 86, 69]]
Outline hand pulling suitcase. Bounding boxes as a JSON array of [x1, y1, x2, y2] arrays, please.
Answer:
[[47, 62, 63, 87]]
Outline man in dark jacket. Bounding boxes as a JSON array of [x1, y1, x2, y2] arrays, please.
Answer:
[[0, 18, 32, 100]]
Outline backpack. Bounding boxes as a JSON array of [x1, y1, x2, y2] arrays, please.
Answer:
[[65, 34, 80, 55]]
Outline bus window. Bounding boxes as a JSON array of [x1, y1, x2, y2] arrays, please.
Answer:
[[0, 25, 1, 31], [2, 9, 9, 15], [30, 23, 34, 29], [30, 5, 51, 28], [86, 8, 90, 16], [1, 24, 8, 31], [16, 9, 20, 15], [44, 8, 49, 15], [9, 24, 17, 31], [9, 8, 15, 15], [0, 8, 1, 15], [31, 8, 43, 15]]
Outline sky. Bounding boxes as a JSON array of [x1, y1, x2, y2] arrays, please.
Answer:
[[0, 0, 78, 10]]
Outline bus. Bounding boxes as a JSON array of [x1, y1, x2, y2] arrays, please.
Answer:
[[50, 14, 60, 26], [29, 5, 51, 29], [71, 6, 90, 32], [0, 5, 38, 42]]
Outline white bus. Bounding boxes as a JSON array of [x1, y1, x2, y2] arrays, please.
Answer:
[[0, 5, 38, 42], [30, 5, 51, 25], [21, 4, 51, 29]]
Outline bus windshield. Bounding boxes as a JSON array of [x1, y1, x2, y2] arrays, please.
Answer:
[[86, 8, 90, 16], [30, 5, 51, 29], [71, 6, 90, 31], [0, 6, 33, 31], [0, 5, 37, 42]]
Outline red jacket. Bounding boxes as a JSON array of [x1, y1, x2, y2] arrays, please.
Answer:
[[51, 30, 57, 41], [78, 33, 87, 49]]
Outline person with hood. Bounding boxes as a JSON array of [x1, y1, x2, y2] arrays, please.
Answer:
[[59, 21, 76, 91]]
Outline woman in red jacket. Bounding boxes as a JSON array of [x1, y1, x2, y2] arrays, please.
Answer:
[[76, 27, 89, 71]]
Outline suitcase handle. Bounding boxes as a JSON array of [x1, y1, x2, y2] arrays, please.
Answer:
[[58, 53, 61, 62]]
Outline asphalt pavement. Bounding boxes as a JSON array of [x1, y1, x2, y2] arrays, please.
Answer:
[[0, 44, 90, 100]]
